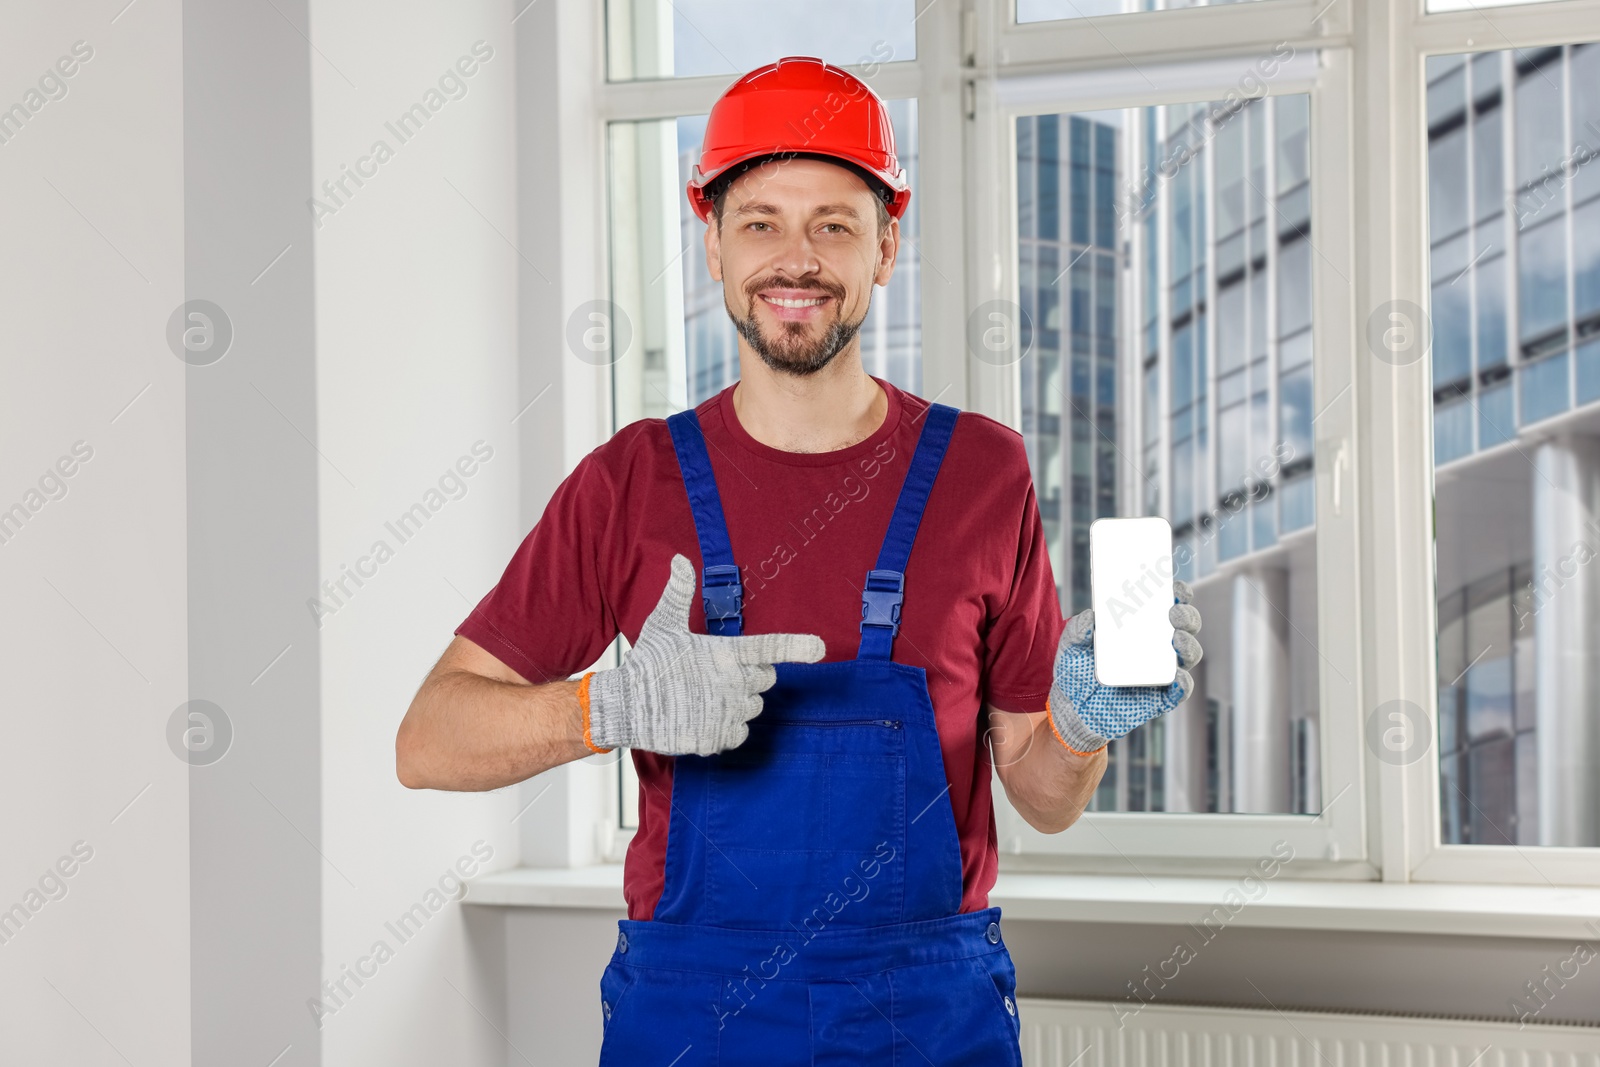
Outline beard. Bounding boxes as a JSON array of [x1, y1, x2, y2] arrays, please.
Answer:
[[727, 278, 866, 378]]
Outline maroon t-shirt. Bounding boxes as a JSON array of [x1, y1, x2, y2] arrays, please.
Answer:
[[456, 376, 1065, 918]]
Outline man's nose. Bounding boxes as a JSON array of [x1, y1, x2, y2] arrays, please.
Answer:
[[767, 232, 822, 278]]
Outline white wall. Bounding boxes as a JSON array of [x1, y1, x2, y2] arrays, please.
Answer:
[[0, 2, 189, 1063], [4, 2, 549, 1064], [504, 909, 617, 1064], [307, 1, 523, 1064]]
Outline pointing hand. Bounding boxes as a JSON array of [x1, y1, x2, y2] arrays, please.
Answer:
[[583, 554, 826, 755]]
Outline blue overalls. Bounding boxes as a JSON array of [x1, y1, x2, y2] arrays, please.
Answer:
[[597, 402, 1024, 1066]]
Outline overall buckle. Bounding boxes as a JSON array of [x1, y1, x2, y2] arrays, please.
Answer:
[[701, 564, 743, 622], [859, 569, 904, 636]]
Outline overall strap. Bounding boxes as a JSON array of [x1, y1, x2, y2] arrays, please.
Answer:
[[857, 403, 960, 660], [666, 410, 743, 636]]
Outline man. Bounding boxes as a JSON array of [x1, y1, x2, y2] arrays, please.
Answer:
[[396, 56, 1201, 1065]]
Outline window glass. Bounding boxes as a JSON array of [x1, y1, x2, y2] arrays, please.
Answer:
[[1473, 105, 1503, 224], [606, 0, 915, 81], [1017, 0, 1262, 21], [1476, 256, 1507, 370], [1519, 352, 1570, 425], [1039, 114, 1061, 241], [1279, 366, 1313, 467], [1434, 396, 1472, 465], [1277, 238, 1312, 338], [1431, 233, 1470, 284], [1477, 380, 1515, 450], [1428, 0, 1582, 15], [1249, 269, 1267, 359], [1428, 43, 1600, 849], [1514, 50, 1565, 191], [1577, 338, 1600, 404], [1576, 198, 1600, 321], [1471, 52, 1501, 101], [1519, 217, 1568, 350], [1432, 280, 1471, 389], [1018, 94, 1321, 815], [1276, 94, 1309, 195], [1574, 45, 1600, 202], [1217, 283, 1246, 374], [1071, 118, 1092, 244], [1426, 60, 1465, 131], [1429, 129, 1468, 241]]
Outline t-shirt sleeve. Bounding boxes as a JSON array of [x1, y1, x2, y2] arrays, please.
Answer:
[[982, 474, 1066, 714], [454, 453, 620, 684]]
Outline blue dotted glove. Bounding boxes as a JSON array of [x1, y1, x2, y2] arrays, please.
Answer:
[[1047, 580, 1203, 754]]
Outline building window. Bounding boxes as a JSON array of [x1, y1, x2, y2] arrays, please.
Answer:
[[1019, 113, 1120, 616], [1018, 93, 1319, 816], [605, 0, 916, 81], [1436, 569, 1537, 845], [1016, 0, 1265, 22], [1428, 42, 1600, 848]]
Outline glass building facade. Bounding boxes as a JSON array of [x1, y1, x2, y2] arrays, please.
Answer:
[[1427, 44, 1600, 848], [1017, 113, 1121, 617], [1017, 96, 1322, 816]]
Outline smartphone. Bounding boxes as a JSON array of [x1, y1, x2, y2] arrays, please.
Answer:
[[1088, 517, 1178, 687]]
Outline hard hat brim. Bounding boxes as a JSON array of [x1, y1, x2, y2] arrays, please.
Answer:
[[687, 150, 910, 224]]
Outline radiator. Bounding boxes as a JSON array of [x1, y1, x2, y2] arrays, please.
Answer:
[[1018, 998, 1600, 1066]]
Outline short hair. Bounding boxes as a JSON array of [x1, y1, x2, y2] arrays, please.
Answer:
[[708, 154, 893, 235]]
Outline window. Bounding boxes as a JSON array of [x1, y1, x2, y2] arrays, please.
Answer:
[[605, 0, 916, 81], [1017, 0, 1266, 22], [1437, 570, 1537, 844], [1426, 0, 1579, 14], [1427, 42, 1600, 851], [573, 0, 1600, 884], [1018, 113, 1121, 613], [1016, 91, 1326, 819], [970, 20, 1374, 875]]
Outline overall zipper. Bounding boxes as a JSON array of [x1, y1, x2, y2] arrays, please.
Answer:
[[775, 718, 902, 729]]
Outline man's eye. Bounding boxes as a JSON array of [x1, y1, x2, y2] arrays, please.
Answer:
[[748, 222, 770, 232], [823, 223, 847, 233]]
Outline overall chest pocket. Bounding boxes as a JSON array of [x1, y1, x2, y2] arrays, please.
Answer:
[[702, 718, 908, 927]]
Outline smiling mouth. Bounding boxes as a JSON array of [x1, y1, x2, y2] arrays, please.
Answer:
[[760, 294, 830, 308]]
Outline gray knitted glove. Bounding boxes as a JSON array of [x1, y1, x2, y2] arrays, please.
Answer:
[[582, 554, 826, 756], [1047, 580, 1203, 754]]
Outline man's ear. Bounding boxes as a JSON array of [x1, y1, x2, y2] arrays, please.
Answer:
[[872, 217, 900, 287], [703, 216, 723, 282]]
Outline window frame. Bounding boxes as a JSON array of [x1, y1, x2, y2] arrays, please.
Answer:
[[569, 0, 1600, 886], [977, 43, 1367, 877], [1407, 1, 1600, 888]]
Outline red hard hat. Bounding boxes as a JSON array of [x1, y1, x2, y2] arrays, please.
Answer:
[[686, 56, 910, 224]]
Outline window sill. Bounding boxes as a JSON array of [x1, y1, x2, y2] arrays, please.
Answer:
[[466, 866, 1600, 940]]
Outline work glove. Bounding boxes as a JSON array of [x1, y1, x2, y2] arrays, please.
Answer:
[[580, 553, 826, 756], [1046, 580, 1203, 754]]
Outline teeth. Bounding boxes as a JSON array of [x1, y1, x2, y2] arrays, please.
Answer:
[[765, 296, 825, 308]]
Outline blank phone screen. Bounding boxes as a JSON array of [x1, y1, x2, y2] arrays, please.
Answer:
[[1089, 517, 1178, 687]]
